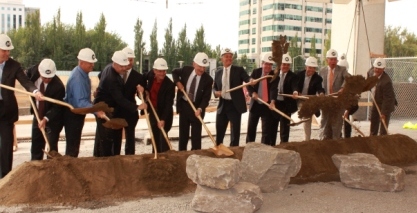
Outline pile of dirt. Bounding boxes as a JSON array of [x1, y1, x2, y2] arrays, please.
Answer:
[[0, 134, 416, 206]]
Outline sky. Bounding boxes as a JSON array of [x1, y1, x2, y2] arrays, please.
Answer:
[[21, 0, 417, 52]]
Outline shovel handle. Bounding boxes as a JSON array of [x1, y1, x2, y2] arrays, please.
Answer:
[[28, 96, 51, 153], [257, 98, 295, 123], [278, 93, 309, 100], [139, 92, 158, 159], [0, 83, 74, 109], [343, 116, 365, 137], [226, 75, 272, 93], [369, 91, 389, 134], [146, 96, 173, 150], [180, 89, 217, 146]]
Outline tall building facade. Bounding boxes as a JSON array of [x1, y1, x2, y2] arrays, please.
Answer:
[[0, 0, 39, 34], [238, 0, 332, 65]]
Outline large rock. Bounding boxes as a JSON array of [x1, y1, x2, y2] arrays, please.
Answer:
[[332, 153, 405, 192], [191, 182, 263, 213], [240, 143, 301, 192], [186, 154, 241, 189]]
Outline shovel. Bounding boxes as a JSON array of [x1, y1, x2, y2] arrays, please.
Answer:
[[369, 91, 389, 134], [226, 75, 273, 93], [180, 88, 233, 157], [146, 96, 173, 150], [139, 91, 158, 159], [257, 98, 310, 126], [0, 84, 113, 114], [101, 115, 128, 129], [342, 116, 365, 137], [28, 96, 62, 158]]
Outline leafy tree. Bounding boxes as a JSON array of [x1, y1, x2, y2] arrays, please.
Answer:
[[322, 30, 331, 65], [133, 18, 146, 73], [176, 24, 192, 67], [73, 11, 86, 54], [161, 18, 177, 72], [384, 26, 417, 57], [149, 19, 159, 69], [310, 34, 317, 58], [288, 33, 303, 71], [91, 13, 107, 70]]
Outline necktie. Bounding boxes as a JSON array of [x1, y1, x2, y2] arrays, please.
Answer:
[[278, 73, 285, 101], [38, 82, 45, 119], [261, 78, 268, 102], [123, 73, 127, 83], [328, 68, 334, 94], [221, 68, 230, 99], [188, 75, 197, 102]]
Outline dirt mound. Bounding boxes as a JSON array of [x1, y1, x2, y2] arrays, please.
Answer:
[[0, 134, 416, 206]]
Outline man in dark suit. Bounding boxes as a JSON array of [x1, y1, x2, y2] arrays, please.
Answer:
[[294, 57, 325, 141], [172, 52, 213, 151], [27, 59, 65, 160], [269, 53, 299, 144], [144, 58, 175, 153], [213, 48, 252, 147], [368, 58, 397, 136], [0, 34, 43, 178], [121, 47, 146, 155], [245, 53, 275, 145], [94, 51, 147, 157]]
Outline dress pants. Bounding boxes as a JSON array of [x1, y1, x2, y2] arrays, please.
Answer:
[[124, 112, 139, 155], [370, 107, 391, 136], [270, 100, 292, 145], [215, 100, 242, 147], [246, 102, 273, 145], [94, 115, 123, 157], [64, 108, 86, 157], [178, 100, 204, 151], [0, 119, 14, 178], [149, 111, 170, 153], [31, 117, 63, 160], [320, 108, 344, 140]]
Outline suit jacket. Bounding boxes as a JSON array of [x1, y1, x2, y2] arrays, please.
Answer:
[[122, 69, 146, 120], [319, 65, 350, 95], [27, 65, 65, 123], [246, 67, 274, 111], [296, 70, 324, 117], [367, 71, 396, 115], [94, 64, 138, 118], [0, 58, 37, 123], [172, 66, 213, 114], [270, 70, 299, 114], [212, 65, 250, 114], [144, 70, 175, 131]]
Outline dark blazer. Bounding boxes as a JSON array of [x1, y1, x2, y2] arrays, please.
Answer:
[[172, 66, 213, 114], [367, 71, 397, 115], [122, 69, 146, 119], [296, 70, 324, 117], [270, 70, 299, 114], [94, 64, 138, 117], [27, 65, 65, 122], [212, 65, 250, 114], [246, 67, 274, 111], [144, 70, 175, 131], [1, 58, 37, 123]]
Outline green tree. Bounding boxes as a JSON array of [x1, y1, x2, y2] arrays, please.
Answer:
[[74, 11, 86, 53], [134, 18, 146, 73], [161, 18, 177, 72], [91, 13, 107, 70], [288, 33, 303, 71], [310, 34, 317, 58], [176, 24, 192, 67], [149, 19, 159, 69], [384, 26, 417, 57], [323, 30, 331, 65]]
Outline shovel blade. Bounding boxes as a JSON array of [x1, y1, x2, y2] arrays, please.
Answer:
[[71, 102, 114, 114], [102, 118, 128, 129], [289, 118, 311, 126], [210, 144, 234, 156]]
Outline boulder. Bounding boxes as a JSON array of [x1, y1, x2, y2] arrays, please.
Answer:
[[240, 143, 301, 192], [186, 154, 241, 189], [191, 182, 263, 213], [332, 153, 405, 192]]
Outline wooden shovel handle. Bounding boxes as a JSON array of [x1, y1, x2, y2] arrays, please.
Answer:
[[278, 93, 309, 100], [226, 75, 272, 93], [369, 91, 389, 134], [257, 98, 295, 122], [139, 92, 158, 159], [146, 96, 173, 150], [28, 96, 51, 153], [0, 83, 74, 109], [180, 88, 217, 146], [343, 116, 365, 137]]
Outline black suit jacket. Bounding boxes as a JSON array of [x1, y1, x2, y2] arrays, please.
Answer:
[[0, 58, 37, 123], [144, 71, 175, 131], [27, 65, 65, 123], [172, 66, 213, 114], [94, 64, 138, 118], [296, 70, 324, 117], [270, 70, 299, 114], [246, 67, 274, 111], [212, 65, 250, 114], [122, 69, 146, 119]]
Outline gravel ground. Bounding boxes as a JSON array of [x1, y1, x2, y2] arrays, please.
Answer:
[[2, 113, 417, 212]]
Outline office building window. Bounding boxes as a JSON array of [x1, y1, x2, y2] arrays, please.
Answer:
[[239, 49, 250, 54], [252, 48, 255, 53], [252, 18, 256, 25], [18, 15, 22, 28], [7, 14, 10, 30], [239, 19, 250, 26], [253, 8, 257, 14], [261, 47, 272, 52], [239, 39, 250, 45], [252, 27, 256, 34], [13, 15, 16, 29], [239, 29, 250, 35], [305, 6, 323, 12], [240, 10, 250, 16], [240, 0, 250, 6], [252, 38, 256, 44]]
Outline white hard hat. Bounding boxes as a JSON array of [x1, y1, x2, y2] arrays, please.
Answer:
[[0, 34, 14, 50], [153, 58, 169, 70], [122, 47, 135, 58], [305, 57, 318, 67], [112, 50, 129, 66], [193, 52, 209, 67], [220, 48, 233, 56], [326, 49, 338, 58], [38, 59, 56, 78], [281, 53, 292, 64], [262, 52, 274, 64], [373, 57, 386, 69], [77, 48, 98, 63], [337, 60, 349, 69]]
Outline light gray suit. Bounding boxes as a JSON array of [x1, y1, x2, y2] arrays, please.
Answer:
[[319, 65, 350, 140]]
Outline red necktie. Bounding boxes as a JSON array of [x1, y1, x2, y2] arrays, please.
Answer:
[[38, 82, 45, 119], [262, 78, 268, 102]]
